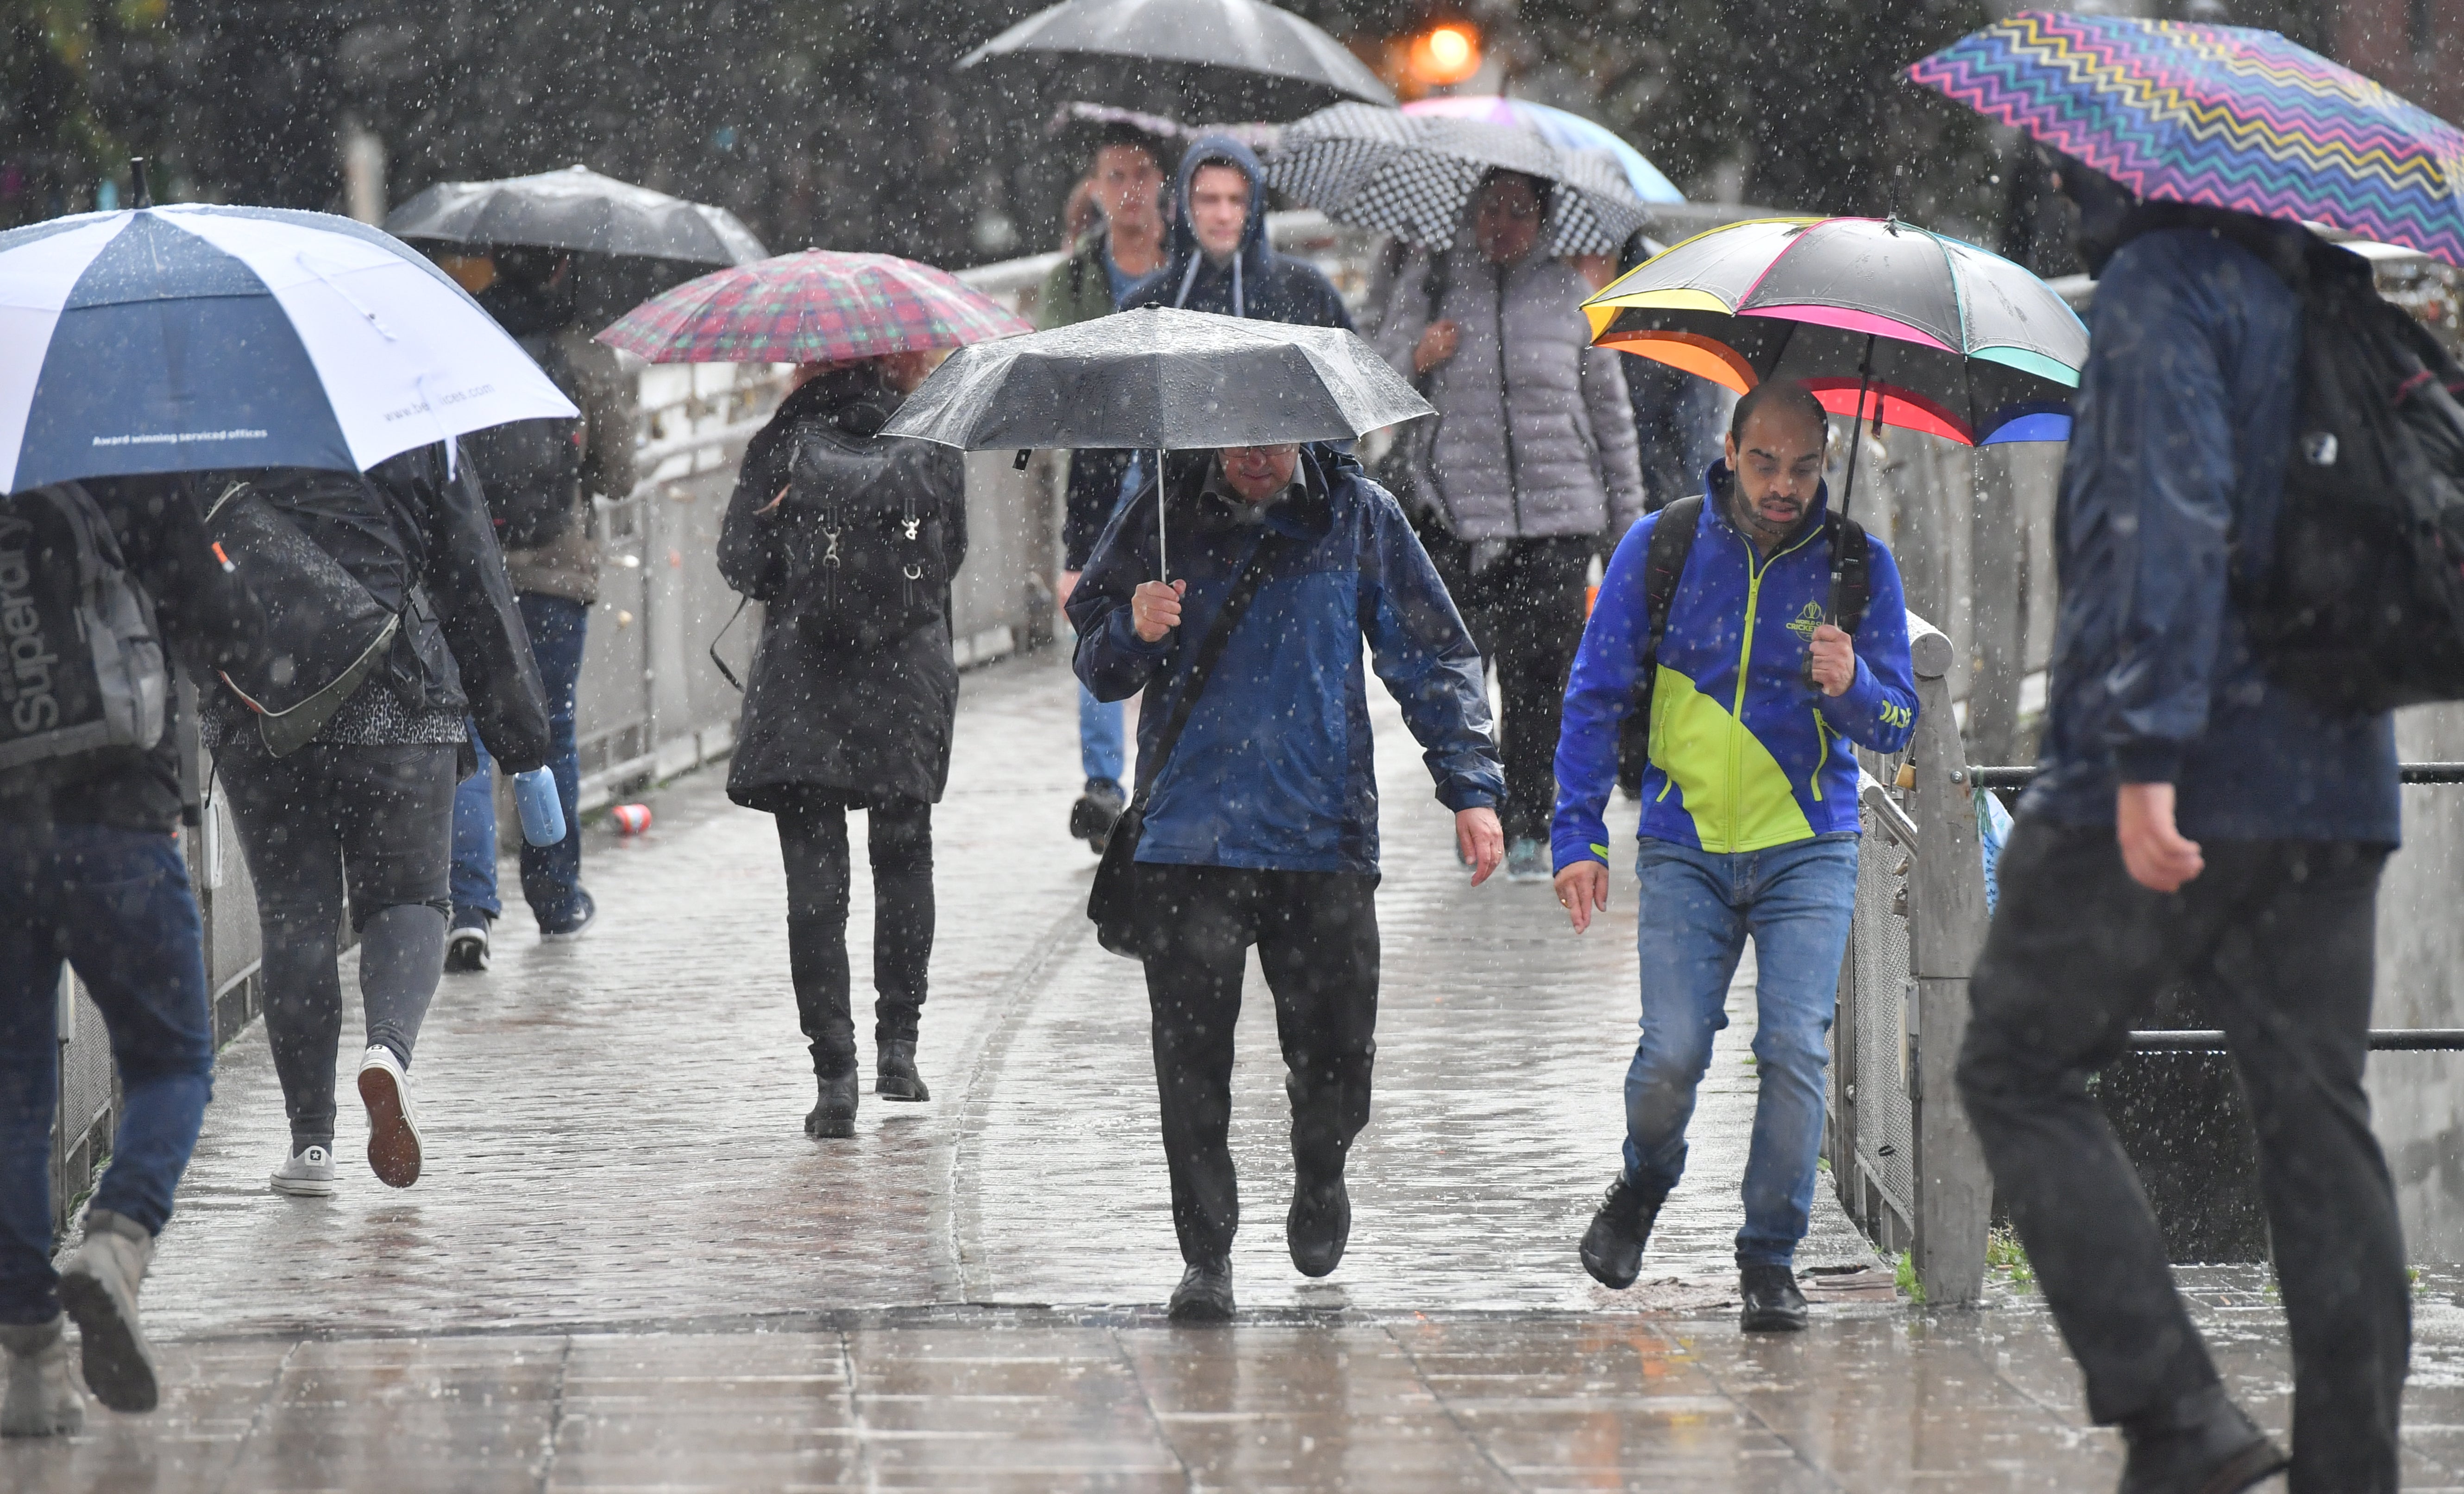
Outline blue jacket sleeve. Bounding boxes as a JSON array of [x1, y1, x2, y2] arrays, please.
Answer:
[[1359, 492, 1502, 812], [1819, 539, 1919, 754], [1065, 482, 1172, 702], [1550, 512, 1658, 872], [2080, 243, 2239, 783]]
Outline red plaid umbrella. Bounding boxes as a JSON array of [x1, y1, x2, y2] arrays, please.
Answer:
[[596, 250, 1031, 365]]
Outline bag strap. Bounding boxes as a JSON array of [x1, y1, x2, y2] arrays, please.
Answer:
[[1129, 530, 1292, 807], [710, 596, 752, 692]]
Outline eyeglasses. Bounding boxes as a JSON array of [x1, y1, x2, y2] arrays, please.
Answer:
[[1475, 197, 1540, 221]]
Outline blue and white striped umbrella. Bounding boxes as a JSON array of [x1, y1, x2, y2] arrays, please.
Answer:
[[0, 204, 578, 494]]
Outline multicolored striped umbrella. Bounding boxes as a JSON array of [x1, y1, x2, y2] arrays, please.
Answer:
[[1582, 215, 2087, 448], [1402, 95, 1685, 207], [596, 251, 1031, 366], [1909, 11, 2464, 268]]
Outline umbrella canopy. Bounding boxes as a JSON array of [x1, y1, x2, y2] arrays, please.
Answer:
[[0, 205, 577, 494], [597, 251, 1031, 366], [1909, 11, 2464, 268], [959, 0, 1395, 122], [1583, 215, 2087, 447], [385, 164, 767, 266], [1268, 102, 1654, 258], [1402, 95, 1685, 207], [880, 306, 1429, 451]]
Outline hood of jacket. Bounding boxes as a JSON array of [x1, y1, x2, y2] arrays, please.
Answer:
[[1158, 134, 1271, 312]]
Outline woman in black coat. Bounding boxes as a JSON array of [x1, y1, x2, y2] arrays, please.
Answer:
[[718, 355, 968, 1138]]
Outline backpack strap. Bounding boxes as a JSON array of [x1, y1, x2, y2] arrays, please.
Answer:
[[1827, 514, 1873, 635], [1630, 494, 1703, 731]]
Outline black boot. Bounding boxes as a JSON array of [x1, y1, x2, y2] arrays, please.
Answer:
[[876, 1040, 930, 1102], [1287, 1171, 1351, 1278], [1739, 1261, 1809, 1332], [806, 1069, 858, 1138], [1168, 1260, 1235, 1323], [1579, 1177, 1665, 1289], [2117, 1385, 2286, 1494], [1069, 778, 1126, 853]]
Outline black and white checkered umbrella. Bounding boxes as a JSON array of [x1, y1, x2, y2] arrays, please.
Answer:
[[1266, 103, 1653, 258]]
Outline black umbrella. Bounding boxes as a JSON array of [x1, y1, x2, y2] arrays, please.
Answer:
[[881, 307, 1429, 575], [959, 0, 1395, 123], [386, 164, 769, 324]]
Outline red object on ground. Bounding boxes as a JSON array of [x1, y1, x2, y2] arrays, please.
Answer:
[[611, 804, 653, 835]]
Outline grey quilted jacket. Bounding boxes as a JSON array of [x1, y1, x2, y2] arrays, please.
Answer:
[[1373, 245, 1647, 543]]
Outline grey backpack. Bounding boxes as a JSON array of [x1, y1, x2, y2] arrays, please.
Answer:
[[0, 482, 168, 778]]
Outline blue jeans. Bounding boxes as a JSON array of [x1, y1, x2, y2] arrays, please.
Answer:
[[1079, 682, 1125, 787], [452, 593, 588, 930], [1623, 833, 1858, 1267], [0, 822, 215, 1323]]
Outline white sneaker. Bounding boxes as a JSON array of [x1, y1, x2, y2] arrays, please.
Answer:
[[268, 1144, 337, 1197], [356, 1046, 424, 1189]]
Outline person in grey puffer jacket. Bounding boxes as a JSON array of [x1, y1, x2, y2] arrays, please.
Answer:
[[1373, 168, 1647, 879]]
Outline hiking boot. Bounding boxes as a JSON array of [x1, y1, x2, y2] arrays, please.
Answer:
[[269, 1143, 337, 1198], [1579, 1177, 1665, 1289], [1287, 1171, 1351, 1278], [57, 1209, 157, 1413], [1168, 1260, 1235, 1323], [1739, 1261, 1809, 1332], [2117, 1385, 2287, 1494], [0, 1316, 83, 1437], [1505, 837, 1549, 883], [1069, 778, 1126, 853], [876, 1041, 930, 1102], [357, 1045, 424, 1189], [443, 917, 490, 973], [807, 1069, 859, 1138]]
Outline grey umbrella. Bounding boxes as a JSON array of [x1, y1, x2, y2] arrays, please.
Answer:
[[385, 164, 767, 265], [959, 0, 1395, 123], [882, 307, 1430, 576]]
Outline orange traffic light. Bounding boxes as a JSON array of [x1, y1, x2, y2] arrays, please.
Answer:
[[1403, 22, 1482, 88]]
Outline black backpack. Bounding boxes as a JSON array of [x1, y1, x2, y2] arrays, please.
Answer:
[[1630, 493, 1871, 729], [204, 472, 413, 755], [2230, 236, 2464, 714], [0, 483, 169, 782], [775, 418, 953, 652], [460, 330, 584, 549]]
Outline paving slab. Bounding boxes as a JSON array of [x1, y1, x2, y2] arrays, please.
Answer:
[[11, 645, 2464, 1490]]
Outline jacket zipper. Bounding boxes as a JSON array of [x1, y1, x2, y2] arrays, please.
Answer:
[[1495, 262, 1523, 536], [1722, 522, 1824, 851], [1809, 711, 1829, 801]]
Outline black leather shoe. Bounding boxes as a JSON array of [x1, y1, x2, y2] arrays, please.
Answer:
[[1069, 779, 1127, 852], [1168, 1260, 1235, 1323], [1739, 1262, 1809, 1332], [805, 1070, 858, 1138], [2117, 1386, 2287, 1494], [1579, 1177, 1665, 1289], [1288, 1174, 1351, 1278], [876, 1041, 930, 1102]]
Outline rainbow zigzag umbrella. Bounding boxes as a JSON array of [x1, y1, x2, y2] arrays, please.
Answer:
[[1909, 10, 2464, 267]]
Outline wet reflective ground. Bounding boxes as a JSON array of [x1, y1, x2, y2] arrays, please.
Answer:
[[13, 649, 2464, 1489]]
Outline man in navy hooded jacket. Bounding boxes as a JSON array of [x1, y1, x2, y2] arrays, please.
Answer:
[[1956, 158, 2406, 1494], [1070, 441, 1502, 1322], [1122, 134, 1352, 328]]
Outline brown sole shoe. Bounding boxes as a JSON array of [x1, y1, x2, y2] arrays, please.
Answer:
[[357, 1051, 423, 1189]]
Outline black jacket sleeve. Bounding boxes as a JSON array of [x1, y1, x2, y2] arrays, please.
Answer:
[[373, 443, 552, 772], [717, 409, 799, 604], [89, 475, 266, 682]]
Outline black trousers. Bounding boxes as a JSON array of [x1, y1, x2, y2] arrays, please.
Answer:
[[1959, 818, 2406, 1492], [1136, 864, 1379, 1266], [1425, 534, 1593, 842], [775, 794, 933, 1075]]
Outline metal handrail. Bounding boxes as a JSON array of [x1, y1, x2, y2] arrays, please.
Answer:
[[2133, 1029, 2464, 1052], [1971, 763, 2464, 790]]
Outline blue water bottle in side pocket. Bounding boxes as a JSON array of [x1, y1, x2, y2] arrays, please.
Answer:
[[514, 767, 566, 847]]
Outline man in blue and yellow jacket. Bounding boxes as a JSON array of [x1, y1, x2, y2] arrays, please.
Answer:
[[1549, 379, 1917, 1331]]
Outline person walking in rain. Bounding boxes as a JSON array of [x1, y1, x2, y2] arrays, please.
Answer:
[[1957, 157, 2408, 1494], [1552, 379, 1917, 1332], [1041, 123, 1169, 857], [1374, 169, 1647, 881], [212, 444, 550, 1199], [718, 351, 966, 1139], [1069, 440, 1504, 1322], [446, 249, 639, 969], [1124, 134, 1351, 330], [0, 476, 262, 1435]]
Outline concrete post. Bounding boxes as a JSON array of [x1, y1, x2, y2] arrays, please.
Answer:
[[1905, 608, 1993, 1306]]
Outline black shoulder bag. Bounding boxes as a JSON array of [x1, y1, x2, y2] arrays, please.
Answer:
[[1088, 532, 1290, 959]]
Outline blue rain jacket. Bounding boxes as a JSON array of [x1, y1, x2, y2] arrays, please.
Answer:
[[1553, 466, 1919, 871], [1069, 447, 1501, 875], [2022, 225, 2398, 843]]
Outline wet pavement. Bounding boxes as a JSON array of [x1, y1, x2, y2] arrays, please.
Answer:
[[13, 646, 2464, 1489]]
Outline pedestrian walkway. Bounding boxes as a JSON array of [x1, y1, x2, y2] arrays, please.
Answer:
[[12, 647, 2464, 1490]]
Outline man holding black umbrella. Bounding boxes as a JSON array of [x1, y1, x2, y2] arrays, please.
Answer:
[[1068, 439, 1503, 1321]]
